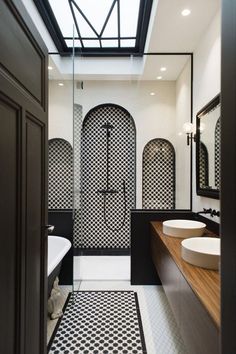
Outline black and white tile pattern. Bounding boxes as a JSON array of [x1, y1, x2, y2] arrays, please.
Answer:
[[78, 104, 135, 249], [199, 142, 209, 188], [142, 139, 175, 209], [215, 117, 220, 189], [48, 291, 146, 354], [48, 139, 73, 209], [74, 104, 83, 247]]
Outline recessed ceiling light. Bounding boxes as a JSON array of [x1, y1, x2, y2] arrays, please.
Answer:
[[58, 82, 64, 87], [150, 92, 155, 96], [156, 76, 162, 80], [48, 66, 53, 70], [181, 9, 191, 16], [160, 67, 167, 72]]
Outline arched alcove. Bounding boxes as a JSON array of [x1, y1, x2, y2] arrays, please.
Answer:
[[48, 138, 73, 209], [142, 138, 175, 209], [79, 103, 136, 249]]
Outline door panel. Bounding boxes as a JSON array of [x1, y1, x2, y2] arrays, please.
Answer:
[[0, 1, 44, 104], [25, 116, 45, 354], [0, 96, 20, 354], [0, 1, 48, 353]]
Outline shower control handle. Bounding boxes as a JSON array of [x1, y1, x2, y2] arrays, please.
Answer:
[[45, 225, 55, 234]]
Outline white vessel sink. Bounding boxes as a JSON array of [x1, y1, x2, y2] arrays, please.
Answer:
[[181, 237, 220, 270], [163, 219, 206, 238]]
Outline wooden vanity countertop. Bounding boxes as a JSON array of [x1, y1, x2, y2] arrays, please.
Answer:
[[151, 221, 220, 328]]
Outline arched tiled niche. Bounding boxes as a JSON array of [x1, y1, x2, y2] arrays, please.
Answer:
[[199, 142, 209, 188], [215, 117, 220, 189], [48, 138, 73, 209], [142, 138, 175, 209], [79, 103, 136, 249]]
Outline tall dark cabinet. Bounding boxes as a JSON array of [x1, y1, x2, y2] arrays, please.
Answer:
[[0, 1, 48, 353]]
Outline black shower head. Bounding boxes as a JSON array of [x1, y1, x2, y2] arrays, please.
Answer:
[[101, 121, 114, 130]]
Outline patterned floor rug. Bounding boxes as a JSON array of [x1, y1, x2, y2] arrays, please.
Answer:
[[48, 291, 146, 354]]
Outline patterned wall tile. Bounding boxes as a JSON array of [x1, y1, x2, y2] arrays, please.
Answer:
[[48, 139, 73, 209], [142, 139, 175, 209], [74, 105, 83, 247], [77, 104, 136, 249]]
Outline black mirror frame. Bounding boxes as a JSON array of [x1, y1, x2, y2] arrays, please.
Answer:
[[196, 93, 220, 199]]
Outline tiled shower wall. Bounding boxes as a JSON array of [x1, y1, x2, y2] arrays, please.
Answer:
[[49, 105, 177, 249], [75, 104, 136, 249]]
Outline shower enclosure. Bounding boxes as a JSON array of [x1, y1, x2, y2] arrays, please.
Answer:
[[73, 103, 136, 253], [48, 51, 192, 288]]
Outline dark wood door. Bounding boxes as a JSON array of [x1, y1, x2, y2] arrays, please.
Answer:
[[0, 1, 48, 353], [221, 1, 236, 353]]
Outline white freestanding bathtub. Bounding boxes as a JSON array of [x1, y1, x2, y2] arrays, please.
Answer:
[[48, 236, 71, 296]]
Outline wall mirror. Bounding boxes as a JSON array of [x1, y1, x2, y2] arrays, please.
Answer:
[[196, 94, 220, 199]]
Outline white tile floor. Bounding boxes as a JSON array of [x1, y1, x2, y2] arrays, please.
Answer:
[[48, 256, 187, 353], [73, 256, 130, 280]]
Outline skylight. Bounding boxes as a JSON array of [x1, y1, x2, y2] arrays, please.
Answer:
[[34, 0, 153, 55]]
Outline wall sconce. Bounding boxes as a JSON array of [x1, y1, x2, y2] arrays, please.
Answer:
[[183, 122, 196, 146]]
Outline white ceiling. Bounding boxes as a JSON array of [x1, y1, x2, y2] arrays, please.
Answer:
[[47, 0, 220, 81], [146, 0, 220, 52], [49, 54, 190, 81], [141, 55, 190, 80]]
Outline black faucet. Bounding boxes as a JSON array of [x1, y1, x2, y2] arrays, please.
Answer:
[[196, 208, 220, 218], [196, 208, 212, 216], [211, 209, 220, 217]]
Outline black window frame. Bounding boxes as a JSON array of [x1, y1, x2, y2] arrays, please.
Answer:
[[33, 0, 153, 56]]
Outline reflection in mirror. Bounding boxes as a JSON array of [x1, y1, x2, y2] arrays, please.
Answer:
[[199, 142, 209, 188], [196, 94, 220, 199]]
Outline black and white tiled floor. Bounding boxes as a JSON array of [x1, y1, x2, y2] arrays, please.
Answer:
[[49, 291, 146, 354], [48, 257, 187, 354]]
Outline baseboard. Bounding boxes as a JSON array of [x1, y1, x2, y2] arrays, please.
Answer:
[[73, 247, 131, 256]]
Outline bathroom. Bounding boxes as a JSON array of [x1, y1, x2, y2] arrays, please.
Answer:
[[0, 0, 235, 353]]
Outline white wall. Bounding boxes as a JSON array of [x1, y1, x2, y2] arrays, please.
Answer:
[[49, 81, 73, 143], [49, 79, 191, 209], [192, 11, 221, 222], [175, 59, 191, 208]]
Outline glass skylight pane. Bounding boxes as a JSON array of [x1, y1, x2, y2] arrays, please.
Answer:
[[49, 0, 74, 37], [120, 39, 136, 47], [120, 0, 140, 37], [83, 40, 100, 48], [65, 39, 82, 48], [73, 4, 96, 38], [102, 2, 118, 38], [74, 0, 113, 34], [101, 39, 118, 48]]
